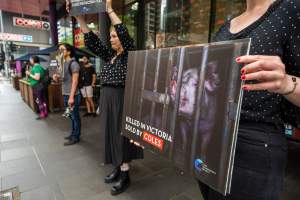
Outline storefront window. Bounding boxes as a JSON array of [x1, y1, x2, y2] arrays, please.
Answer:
[[144, 0, 211, 49], [74, 19, 99, 49], [123, 2, 139, 44], [213, 0, 246, 35], [57, 16, 73, 45]]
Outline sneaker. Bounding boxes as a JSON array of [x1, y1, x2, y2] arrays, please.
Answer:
[[83, 113, 91, 117], [64, 135, 72, 140], [64, 139, 79, 146]]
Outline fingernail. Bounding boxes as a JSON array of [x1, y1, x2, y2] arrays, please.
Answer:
[[236, 57, 241, 62], [241, 68, 246, 74], [242, 86, 248, 90], [241, 75, 246, 80]]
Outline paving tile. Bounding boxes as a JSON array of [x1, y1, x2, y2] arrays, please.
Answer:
[[0, 156, 40, 177], [0, 133, 27, 143], [84, 191, 132, 200], [21, 185, 55, 200], [0, 138, 30, 150], [0, 78, 299, 200], [2, 168, 48, 192], [1, 146, 34, 162], [58, 171, 109, 200]]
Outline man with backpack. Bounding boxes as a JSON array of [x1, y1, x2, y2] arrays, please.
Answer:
[[52, 43, 81, 146]]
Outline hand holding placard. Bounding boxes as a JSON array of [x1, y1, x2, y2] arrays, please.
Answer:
[[67, 0, 107, 16]]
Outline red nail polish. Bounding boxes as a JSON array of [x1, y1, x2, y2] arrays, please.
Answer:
[[242, 86, 248, 90], [236, 57, 241, 62], [241, 69, 245, 74], [241, 75, 246, 80]]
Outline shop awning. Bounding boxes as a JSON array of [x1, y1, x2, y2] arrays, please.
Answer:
[[30, 45, 95, 58], [15, 54, 47, 62]]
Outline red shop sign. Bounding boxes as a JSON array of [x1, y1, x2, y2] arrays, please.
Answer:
[[13, 17, 50, 30]]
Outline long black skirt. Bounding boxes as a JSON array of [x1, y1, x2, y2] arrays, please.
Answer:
[[99, 87, 143, 167], [198, 121, 288, 200]]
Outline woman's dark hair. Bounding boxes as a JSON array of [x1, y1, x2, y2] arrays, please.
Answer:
[[59, 43, 75, 58], [30, 56, 40, 64]]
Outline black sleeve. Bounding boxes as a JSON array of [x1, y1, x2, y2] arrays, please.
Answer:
[[114, 23, 135, 52], [84, 31, 115, 62], [283, 1, 300, 77], [281, 3, 300, 128], [91, 66, 96, 75]]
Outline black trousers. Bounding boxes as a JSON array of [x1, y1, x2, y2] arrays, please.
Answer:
[[199, 121, 288, 200], [99, 87, 143, 167]]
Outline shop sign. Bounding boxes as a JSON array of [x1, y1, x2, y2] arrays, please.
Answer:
[[13, 17, 50, 30], [0, 33, 33, 43], [70, 0, 106, 16]]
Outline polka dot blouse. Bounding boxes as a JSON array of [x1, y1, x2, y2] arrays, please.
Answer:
[[215, 0, 300, 127], [84, 23, 134, 87]]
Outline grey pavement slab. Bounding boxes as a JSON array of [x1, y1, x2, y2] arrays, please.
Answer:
[[0, 156, 40, 177], [21, 185, 56, 200], [0, 80, 204, 200], [1, 168, 48, 192], [2, 76, 300, 200], [1, 146, 34, 162]]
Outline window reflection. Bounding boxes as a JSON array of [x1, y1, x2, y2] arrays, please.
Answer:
[[144, 0, 211, 49], [213, 0, 246, 35], [121, 0, 246, 49], [123, 2, 139, 44]]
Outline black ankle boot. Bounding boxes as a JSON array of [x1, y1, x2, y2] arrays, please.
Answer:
[[111, 171, 131, 196], [104, 167, 121, 183]]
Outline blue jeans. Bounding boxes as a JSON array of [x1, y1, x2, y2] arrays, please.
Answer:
[[64, 94, 81, 140]]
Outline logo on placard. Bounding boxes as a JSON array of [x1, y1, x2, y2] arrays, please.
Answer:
[[142, 131, 164, 151], [194, 159, 217, 175], [194, 159, 204, 171], [81, 6, 91, 13]]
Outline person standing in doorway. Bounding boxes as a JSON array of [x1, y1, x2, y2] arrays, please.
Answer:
[[80, 55, 97, 117], [53, 43, 82, 146]]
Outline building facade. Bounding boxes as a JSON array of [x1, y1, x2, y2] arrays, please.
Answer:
[[116, 0, 245, 49]]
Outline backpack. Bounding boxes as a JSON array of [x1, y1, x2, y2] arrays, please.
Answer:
[[42, 68, 51, 88], [68, 60, 83, 89]]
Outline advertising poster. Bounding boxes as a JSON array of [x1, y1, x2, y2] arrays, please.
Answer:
[[121, 39, 251, 195], [74, 28, 85, 49], [70, 0, 106, 16], [48, 51, 63, 78]]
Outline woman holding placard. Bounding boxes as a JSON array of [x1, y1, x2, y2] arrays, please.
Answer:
[[198, 0, 300, 199], [66, 0, 143, 196]]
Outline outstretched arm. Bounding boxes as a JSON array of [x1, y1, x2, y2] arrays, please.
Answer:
[[66, 0, 114, 62], [107, 0, 135, 51]]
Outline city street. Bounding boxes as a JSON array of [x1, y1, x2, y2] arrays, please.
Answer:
[[0, 77, 203, 200]]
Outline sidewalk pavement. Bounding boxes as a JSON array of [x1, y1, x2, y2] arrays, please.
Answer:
[[1, 77, 299, 200], [0, 78, 203, 200]]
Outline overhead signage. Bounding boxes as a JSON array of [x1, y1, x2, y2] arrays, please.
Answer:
[[13, 17, 50, 30], [0, 33, 33, 43]]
